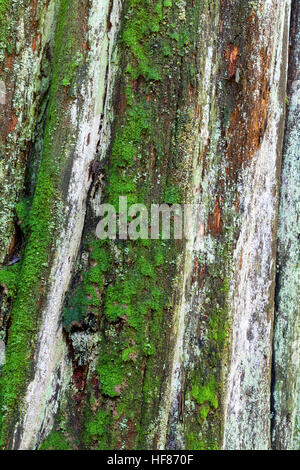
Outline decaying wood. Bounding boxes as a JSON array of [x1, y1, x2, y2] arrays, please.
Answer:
[[0, 0, 298, 450]]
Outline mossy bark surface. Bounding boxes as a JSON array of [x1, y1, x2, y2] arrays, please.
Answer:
[[0, 0, 298, 450]]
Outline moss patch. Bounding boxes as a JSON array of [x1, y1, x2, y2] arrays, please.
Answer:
[[0, 264, 20, 298], [0, 0, 89, 446], [39, 431, 71, 450], [192, 377, 218, 410]]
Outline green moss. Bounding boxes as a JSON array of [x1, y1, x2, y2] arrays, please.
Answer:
[[162, 43, 172, 56], [143, 342, 155, 356], [0, 165, 55, 443], [122, 347, 138, 362], [186, 433, 205, 450], [97, 356, 126, 398], [0, 0, 193, 450], [107, 99, 150, 207], [154, 250, 164, 267], [84, 410, 110, 449], [39, 431, 71, 450], [0, 0, 13, 61], [62, 52, 83, 86], [164, 185, 182, 204], [0, 0, 87, 446], [79, 239, 176, 447], [199, 403, 210, 421], [122, 1, 164, 81], [0, 264, 21, 298], [184, 236, 233, 449], [138, 256, 155, 278], [186, 431, 218, 450], [79, 0, 197, 449], [112, 104, 149, 167], [192, 377, 218, 409], [209, 306, 228, 347], [15, 197, 32, 236]]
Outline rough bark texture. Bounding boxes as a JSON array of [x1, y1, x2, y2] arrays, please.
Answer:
[[272, 0, 300, 450], [0, 0, 298, 450]]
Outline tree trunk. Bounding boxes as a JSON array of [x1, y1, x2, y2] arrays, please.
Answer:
[[0, 0, 298, 450]]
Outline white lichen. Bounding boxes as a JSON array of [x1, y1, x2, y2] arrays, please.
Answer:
[[14, 0, 122, 450], [223, 0, 291, 450]]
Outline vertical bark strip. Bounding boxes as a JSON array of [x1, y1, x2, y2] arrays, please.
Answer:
[[14, 0, 122, 450], [223, 0, 291, 450], [160, 2, 223, 450], [0, 0, 57, 264], [272, 0, 300, 450], [0, 0, 122, 449]]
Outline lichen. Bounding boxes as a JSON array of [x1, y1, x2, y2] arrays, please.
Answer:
[[66, 0, 198, 449], [0, 0, 89, 447]]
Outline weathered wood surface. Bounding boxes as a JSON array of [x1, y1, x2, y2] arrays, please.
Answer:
[[0, 0, 298, 450]]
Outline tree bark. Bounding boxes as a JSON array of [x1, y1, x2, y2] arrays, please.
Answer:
[[0, 0, 298, 450]]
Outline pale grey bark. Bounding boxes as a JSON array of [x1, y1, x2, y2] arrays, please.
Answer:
[[272, 0, 300, 450]]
